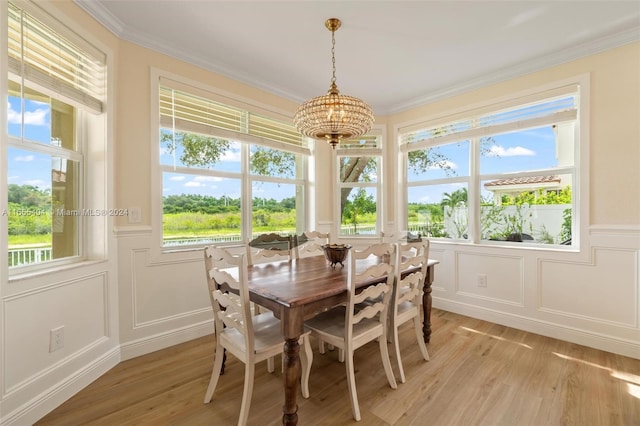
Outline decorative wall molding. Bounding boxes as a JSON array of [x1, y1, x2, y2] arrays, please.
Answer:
[[0, 347, 120, 426], [113, 226, 153, 237]]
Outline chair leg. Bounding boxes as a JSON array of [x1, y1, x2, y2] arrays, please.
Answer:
[[267, 356, 275, 373], [413, 315, 430, 361], [238, 363, 255, 426], [204, 345, 225, 403], [392, 324, 406, 384], [318, 339, 325, 354], [379, 333, 398, 390], [300, 335, 313, 398], [338, 348, 345, 363], [345, 349, 361, 421]]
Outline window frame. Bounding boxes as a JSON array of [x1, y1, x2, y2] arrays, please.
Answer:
[[397, 76, 590, 252], [4, 0, 107, 273], [335, 128, 385, 240], [153, 70, 311, 251]]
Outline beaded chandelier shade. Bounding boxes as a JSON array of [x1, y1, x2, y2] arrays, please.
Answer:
[[294, 18, 374, 149]]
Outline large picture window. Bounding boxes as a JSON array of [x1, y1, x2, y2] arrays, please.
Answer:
[[401, 86, 578, 247], [158, 81, 309, 247], [5, 2, 106, 268]]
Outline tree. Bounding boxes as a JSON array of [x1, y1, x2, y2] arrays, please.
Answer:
[[161, 130, 494, 209], [342, 188, 376, 232], [161, 131, 230, 167]]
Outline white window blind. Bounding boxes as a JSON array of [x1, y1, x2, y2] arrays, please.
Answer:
[[336, 134, 382, 156], [400, 87, 578, 152], [159, 85, 310, 155], [7, 2, 105, 113]]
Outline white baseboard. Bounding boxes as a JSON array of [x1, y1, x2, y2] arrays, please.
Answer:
[[1, 347, 120, 426], [433, 298, 640, 359], [120, 320, 213, 361]]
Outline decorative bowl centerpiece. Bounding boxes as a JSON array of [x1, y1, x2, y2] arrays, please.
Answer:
[[321, 244, 352, 268]]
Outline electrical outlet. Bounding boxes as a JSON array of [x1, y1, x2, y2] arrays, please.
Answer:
[[49, 326, 64, 352], [477, 274, 487, 288]]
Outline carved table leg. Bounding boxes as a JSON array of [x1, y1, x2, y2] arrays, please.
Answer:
[[283, 337, 300, 425], [422, 264, 434, 343], [220, 349, 227, 375]]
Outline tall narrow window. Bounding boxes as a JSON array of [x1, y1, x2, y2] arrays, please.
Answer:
[[6, 2, 106, 268], [158, 81, 309, 247], [401, 86, 578, 246], [336, 134, 383, 238]]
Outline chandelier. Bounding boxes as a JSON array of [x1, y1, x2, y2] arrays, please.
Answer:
[[293, 18, 374, 149]]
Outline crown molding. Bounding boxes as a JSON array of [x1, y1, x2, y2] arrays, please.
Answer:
[[386, 26, 640, 115], [73, 1, 639, 116], [74, 0, 125, 36]]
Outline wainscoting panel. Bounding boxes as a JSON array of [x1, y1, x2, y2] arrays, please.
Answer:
[[456, 252, 524, 306], [3, 273, 108, 392], [130, 249, 209, 328], [432, 227, 640, 359], [539, 248, 638, 326]]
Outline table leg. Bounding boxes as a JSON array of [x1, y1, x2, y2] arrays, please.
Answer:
[[422, 264, 434, 343], [283, 337, 300, 425]]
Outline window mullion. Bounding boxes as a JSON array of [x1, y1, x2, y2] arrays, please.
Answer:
[[469, 136, 481, 243]]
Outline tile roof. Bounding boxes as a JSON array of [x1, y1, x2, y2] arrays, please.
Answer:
[[484, 175, 560, 187]]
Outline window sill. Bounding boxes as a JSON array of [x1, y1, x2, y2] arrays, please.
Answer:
[[8, 258, 109, 283]]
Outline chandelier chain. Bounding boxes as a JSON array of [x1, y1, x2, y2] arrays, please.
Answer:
[[331, 28, 336, 85]]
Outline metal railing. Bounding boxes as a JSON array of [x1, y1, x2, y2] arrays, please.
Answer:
[[8, 247, 52, 267]]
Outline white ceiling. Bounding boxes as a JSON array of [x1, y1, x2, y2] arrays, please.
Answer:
[[75, 0, 640, 115]]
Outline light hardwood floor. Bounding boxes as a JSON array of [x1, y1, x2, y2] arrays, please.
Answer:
[[36, 309, 640, 425]]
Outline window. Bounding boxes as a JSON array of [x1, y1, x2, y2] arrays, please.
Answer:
[[5, 2, 106, 268], [401, 85, 578, 246], [158, 80, 309, 247], [336, 134, 383, 238]]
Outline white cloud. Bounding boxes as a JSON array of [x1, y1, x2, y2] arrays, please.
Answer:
[[486, 145, 535, 157], [221, 149, 241, 162], [15, 155, 35, 162], [7, 101, 49, 125], [169, 175, 186, 181], [24, 179, 48, 188], [194, 175, 223, 182], [184, 181, 203, 187]]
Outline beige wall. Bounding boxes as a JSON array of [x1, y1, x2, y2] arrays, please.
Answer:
[[389, 42, 640, 226], [114, 41, 303, 227], [108, 24, 639, 230]]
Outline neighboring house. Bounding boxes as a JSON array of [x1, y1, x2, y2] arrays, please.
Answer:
[[484, 174, 562, 204]]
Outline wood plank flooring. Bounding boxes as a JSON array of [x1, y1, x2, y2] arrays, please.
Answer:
[[36, 309, 640, 425]]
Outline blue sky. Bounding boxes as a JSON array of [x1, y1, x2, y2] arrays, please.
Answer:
[[9, 95, 560, 204], [407, 126, 558, 204], [7, 97, 54, 191]]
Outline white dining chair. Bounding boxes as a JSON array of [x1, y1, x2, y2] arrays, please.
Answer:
[[304, 243, 398, 421], [294, 231, 329, 259], [390, 240, 430, 383], [203, 246, 313, 426]]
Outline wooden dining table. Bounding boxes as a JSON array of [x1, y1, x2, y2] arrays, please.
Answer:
[[240, 254, 438, 425]]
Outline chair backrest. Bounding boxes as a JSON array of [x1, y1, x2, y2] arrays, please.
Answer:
[[345, 243, 396, 340], [204, 246, 254, 352], [394, 240, 430, 310], [246, 233, 293, 265], [294, 231, 329, 258]]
